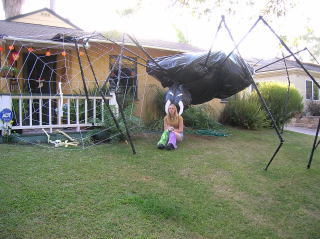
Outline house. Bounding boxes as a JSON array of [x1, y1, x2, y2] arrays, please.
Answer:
[[0, 8, 202, 133], [1, 8, 319, 135], [249, 57, 320, 107]]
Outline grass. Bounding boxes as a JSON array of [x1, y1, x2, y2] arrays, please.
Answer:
[[0, 127, 319, 239]]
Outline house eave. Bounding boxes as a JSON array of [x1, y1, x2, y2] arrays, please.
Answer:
[[1, 36, 87, 48], [88, 38, 193, 53], [254, 68, 320, 79]]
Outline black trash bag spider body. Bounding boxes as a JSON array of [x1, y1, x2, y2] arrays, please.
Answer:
[[146, 50, 254, 113]]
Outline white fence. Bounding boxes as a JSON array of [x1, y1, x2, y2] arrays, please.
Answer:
[[0, 93, 118, 133]]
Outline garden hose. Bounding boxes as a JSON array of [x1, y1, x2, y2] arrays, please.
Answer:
[[195, 129, 229, 137]]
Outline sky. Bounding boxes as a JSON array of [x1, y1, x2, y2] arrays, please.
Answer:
[[0, 0, 319, 60]]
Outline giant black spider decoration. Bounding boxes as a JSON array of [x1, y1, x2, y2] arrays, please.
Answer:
[[77, 16, 319, 170]]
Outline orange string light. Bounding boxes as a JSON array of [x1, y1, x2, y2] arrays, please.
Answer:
[[28, 47, 34, 52], [8, 45, 14, 50], [61, 51, 67, 56], [45, 50, 51, 56]]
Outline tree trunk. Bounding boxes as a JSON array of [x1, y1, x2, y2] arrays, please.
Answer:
[[2, 0, 25, 19]]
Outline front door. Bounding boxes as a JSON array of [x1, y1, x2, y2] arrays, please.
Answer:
[[23, 53, 57, 94], [23, 54, 58, 125]]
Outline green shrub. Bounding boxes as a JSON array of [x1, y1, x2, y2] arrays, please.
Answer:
[[99, 104, 143, 143], [183, 104, 222, 130], [306, 100, 320, 116], [220, 93, 268, 129], [142, 85, 224, 132], [253, 82, 303, 127]]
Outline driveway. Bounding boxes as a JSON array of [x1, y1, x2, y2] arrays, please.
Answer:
[[284, 126, 318, 136]]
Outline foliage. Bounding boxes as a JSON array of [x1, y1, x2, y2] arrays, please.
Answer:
[[173, 25, 190, 44], [99, 104, 143, 143], [104, 30, 123, 39], [173, 0, 296, 18], [306, 100, 320, 116], [253, 82, 303, 127], [182, 104, 222, 130], [0, 120, 14, 143], [143, 85, 225, 132], [143, 85, 166, 131], [0, 66, 19, 76], [73, 84, 109, 96], [220, 93, 268, 129]]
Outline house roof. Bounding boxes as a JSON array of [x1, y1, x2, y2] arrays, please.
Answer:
[[0, 9, 202, 53], [0, 20, 87, 41], [6, 8, 81, 30], [248, 57, 320, 74]]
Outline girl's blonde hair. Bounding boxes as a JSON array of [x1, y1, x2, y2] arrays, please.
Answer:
[[167, 104, 178, 121]]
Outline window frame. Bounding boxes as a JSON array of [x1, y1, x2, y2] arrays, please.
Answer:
[[306, 80, 319, 101]]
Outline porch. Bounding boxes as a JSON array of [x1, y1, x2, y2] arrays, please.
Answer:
[[0, 93, 118, 134]]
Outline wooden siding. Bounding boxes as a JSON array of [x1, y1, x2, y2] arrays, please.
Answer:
[[11, 10, 76, 29]]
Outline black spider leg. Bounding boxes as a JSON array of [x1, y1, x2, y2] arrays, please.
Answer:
[[260, 17, 320, 169], [305, 48, 320, 168], [126, 34, 169, 74], [74, 40, 90, 102], [306, 47, 320, 64], [80, 42, 134, 153], [255, 48, 308, 73], [204, 16, 224, 67], [97, 33, 149, 63], [114, 34, 136, 154], [308, 119, 320, 169], [280, 53, 291, 134], [222, 17, 284, 171], [213, 16, 262, 68]]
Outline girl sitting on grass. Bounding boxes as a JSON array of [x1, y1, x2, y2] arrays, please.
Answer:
[[157, 104, 184, 150]]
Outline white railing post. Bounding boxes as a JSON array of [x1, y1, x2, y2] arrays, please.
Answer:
[[101, 100, 104, 123], [67, 98, 70, 125], [85, 99, 88, 125], [76, 98, 80, 132], [58, 98, 62, 125], [29, 99, 32, 126], [93, 98, 96, 125], [49, 99, 52, 133], [39, 98, 42, 126], [19, 98, 22, 127]]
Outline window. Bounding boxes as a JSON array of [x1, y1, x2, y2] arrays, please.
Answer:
[[306, 80, 319, 100], [109, 55, 137, 98]]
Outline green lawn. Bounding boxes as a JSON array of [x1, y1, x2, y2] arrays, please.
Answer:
[[0, 128, 319, 239]]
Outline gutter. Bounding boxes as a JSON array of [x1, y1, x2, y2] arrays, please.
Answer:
[[88, 38, 196, 53], [1, 35, 199, 53], [1, 36, 89, 48], [254, 68, 320, 78]]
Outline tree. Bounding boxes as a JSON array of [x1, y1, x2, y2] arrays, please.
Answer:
[[172, 0, 297, 18], [2, 0, 25, 19]]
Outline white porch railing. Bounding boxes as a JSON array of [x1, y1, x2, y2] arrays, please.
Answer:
[[0, 93, 118, 133]]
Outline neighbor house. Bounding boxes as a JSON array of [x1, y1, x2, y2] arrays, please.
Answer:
[[249, 57, 320, 106]]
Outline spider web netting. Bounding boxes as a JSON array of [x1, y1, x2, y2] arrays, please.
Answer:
[[0, 32, 151, 149]]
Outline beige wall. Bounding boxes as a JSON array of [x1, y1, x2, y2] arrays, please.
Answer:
[[12, 10, 76, 29]]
